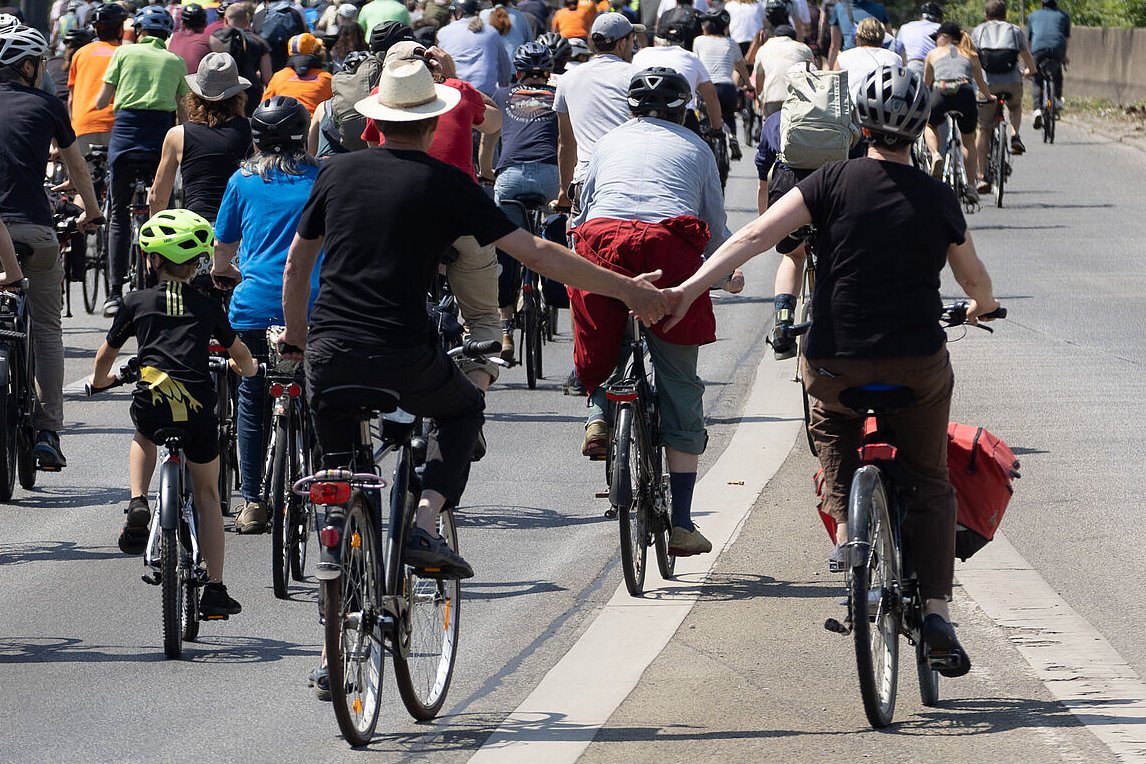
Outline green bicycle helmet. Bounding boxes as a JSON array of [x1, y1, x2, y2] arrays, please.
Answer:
[[139, 209, 214, 264]]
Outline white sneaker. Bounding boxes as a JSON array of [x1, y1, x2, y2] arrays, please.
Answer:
[[1054, 97, 1064, 110], [1032, 110, 1043, 129]]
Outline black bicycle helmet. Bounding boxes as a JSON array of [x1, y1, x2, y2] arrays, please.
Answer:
[[920, 1, 942, 21], [536, 31, 571, 68], [251, 96, 310, 154], [133, 5, 174, 36], [368, 19, 413, 53], [855, 65, 929, 144], [513, 40, 554, 74], [764, 0, 788, 26], [663, 21, 689, 44], [91, 2, 127, 27], [180, 2, 206, 27], [62, 26, 95, 46], [342, 49, 370, 73], [700, 8, 730, 29], [627, 67, 691, 118]]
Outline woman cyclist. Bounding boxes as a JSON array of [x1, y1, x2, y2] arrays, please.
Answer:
[[692, 9, 751, 159], [923, 21, 991, 203], [328, 14, 366, 72], [210, 96, 323, 535]]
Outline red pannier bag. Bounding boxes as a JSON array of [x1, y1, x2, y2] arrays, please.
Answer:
[[947, 422, 1021, 560]]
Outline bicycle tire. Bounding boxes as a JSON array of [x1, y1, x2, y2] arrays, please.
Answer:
[[848, 465, 899, 728], [290, 405, 311, 581], [16, 333, 35, 490], [16, 425, 35, 490], [531, 297, 544, 381], [325, 494, 384, 747], [916, 636, 940, 706], [523, 292, 539, 390], [270, 418, 290, 599], [394, 506, 462, 720], [0, 349, 16, 501], [652, 473, 675, 580], [81, 234, 101, 314], [161, 527, 182, 659], [993, 126, 1007, 208], [182, 542, 200, 643], [614, 406, 647, 596]]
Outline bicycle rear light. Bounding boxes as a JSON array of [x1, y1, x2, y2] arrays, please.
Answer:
[[269, 382, 284, 397], [310, 481, 351, 505], [286, 383, 301, 398], [268, 382, 302, 398], [319, 526, 341, 548], [605, 390, 638, 402]]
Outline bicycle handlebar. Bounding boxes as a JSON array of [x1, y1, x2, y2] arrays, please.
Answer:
[[85, 358, 140, 396], [447, 338, 509, 367], [942, 301, 1007, 331]]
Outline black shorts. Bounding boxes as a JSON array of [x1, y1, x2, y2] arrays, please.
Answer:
[[928, 85, 978, 134], [131, 400, 219, 463], [768, 165, 815, 255]]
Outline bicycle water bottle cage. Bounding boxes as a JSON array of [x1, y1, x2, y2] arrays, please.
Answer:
[[838, 383, 915, 415]]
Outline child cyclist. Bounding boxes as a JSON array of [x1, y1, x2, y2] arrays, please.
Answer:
[[90, 209, 258, 618]]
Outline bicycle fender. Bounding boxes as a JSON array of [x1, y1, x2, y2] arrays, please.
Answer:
[[609, 406, 634, 509], [158, 461, 181, 530], [845, 465, 886, 569], [0, 348, 8, 387]]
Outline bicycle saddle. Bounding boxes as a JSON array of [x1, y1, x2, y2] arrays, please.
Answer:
[[153, 427, 186, 445], [311, 384, 399, 417], [86, 145, 108, 158], [839, 383, 915, 414], [507, 192, 550, 211]]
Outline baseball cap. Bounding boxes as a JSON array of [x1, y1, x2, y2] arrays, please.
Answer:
[[930, 21, 962, 41], [590, 12, 645, 44], [773, 23, 797, 39]]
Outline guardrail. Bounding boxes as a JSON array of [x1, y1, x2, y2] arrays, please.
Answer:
[[1069, 26, 1146, 105]]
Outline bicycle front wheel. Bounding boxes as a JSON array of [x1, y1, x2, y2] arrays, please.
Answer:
[[523, 292, 539, 390], [81, 233, 102, 314], [269, 419, 291, 599], [394, 507, 461, 720], [848, 465, 900, 728], [0, 350, 16, 501], [993, 127, 1007, 208], [325, 494, 383, 747], [916, 636, 940, 706], [613, 406, 648, 596]]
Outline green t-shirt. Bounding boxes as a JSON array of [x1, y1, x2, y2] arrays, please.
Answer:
[[103, 36, 190, 113], [357, 0, 412, 35]]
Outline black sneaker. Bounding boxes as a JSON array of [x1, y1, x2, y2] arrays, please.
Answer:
[[404, 527, 474, 579], [1010, 134, 1026, 155], [32, 430, 66, 469], [922, 613, 972, 677], [471, 427, 487, 462], [118, 496, 151, 555], [730, 138, 742, 161], [308, 665, 332, 701], [199, 582, 242, 619], [562, 370, 586, 397]]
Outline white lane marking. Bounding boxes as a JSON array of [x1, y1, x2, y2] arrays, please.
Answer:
[[468, 355, 804, 764], [959, 534, 1146, 761]]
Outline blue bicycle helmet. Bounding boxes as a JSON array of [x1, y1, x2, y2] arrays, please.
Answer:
[[133, 5, 174, 37], [513, 41, 554, 75]]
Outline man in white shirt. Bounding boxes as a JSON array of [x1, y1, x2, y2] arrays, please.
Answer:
[[632, 20, 723, 134], [752, 24, 812, 116], [895, 2, 941, 76]]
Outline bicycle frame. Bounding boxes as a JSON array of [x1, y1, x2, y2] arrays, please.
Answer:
[[942, 112, 977, 213], [143, 438, 204, 577]]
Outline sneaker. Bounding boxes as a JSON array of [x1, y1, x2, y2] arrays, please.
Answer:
[[200, 582, 242, 619], [500, 332, 515, 364], [118, 496, 151, 555], [308, 665, 331, 701], [1032, 110, 1043, 130], [922, 613, 972, 677], [1054, 97, 1064, 110], [929, 154, 944, 179], [828, 544, 847, 573], [976, 179, 991, 194], [668, 525, 712, 556], [1010, 134, 1026, 155], [102, 294, 123, 317], [471, 427, 487, 462], [562, 370, 586, 397], [730, 138, 742, 161], [581, 420, 608, 460], [234, 500, 268, 534], [404, 527, 474, 579], [31, 430, 66, 469]]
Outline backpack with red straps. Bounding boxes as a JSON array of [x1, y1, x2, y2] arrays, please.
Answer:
[[947, 422, 1020, 560]]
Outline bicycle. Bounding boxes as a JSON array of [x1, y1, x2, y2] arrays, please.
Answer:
[[500, 193, 551, 390], [698, 111, 730, 193], [982, 94, 1013, 208], [604, 316, 675, 597], [209, 342, 239, 516], [81, 146, 111, 314], [940, 111, 978, 214], [297, 338, 500, 746], [1036, 57, 1060, 144], [261, 327, 313, 600], [791, 301, 1007, 728], [87, 356, 235, 659], [786, 226, 818, 458], [739, 86, 760, 145], [0, 279, 39, 501]]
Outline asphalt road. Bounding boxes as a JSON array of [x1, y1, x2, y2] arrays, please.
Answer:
[[2, 118, 1142, 763]]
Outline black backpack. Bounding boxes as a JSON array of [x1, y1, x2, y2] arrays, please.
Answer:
[[656, 5, 701, 50], [214, 27, 257, 79], [260, 1, 305, 52]]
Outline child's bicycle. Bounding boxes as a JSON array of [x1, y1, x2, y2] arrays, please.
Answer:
[[87, 355, 234, 659]]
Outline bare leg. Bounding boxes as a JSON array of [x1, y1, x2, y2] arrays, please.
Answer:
[[962, 133, 978, 184], [187, 457, 225, 583], [975, 127, 989, 182], [924, 125, 940, 155], [130, 432, 156, 498], [415, 489, 447, 535]]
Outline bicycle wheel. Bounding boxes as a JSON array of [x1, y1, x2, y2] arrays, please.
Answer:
[[290, 406, 312, 581], [993, 127, 1007, 208], [16, 424, 35, 489], [269, 419, 291, 599], [394, 507, 462, 720], [182, 535, 200, 643], [0, 349, 16, 501], [613, 406, 648, 596], [652, 472, 675, 580], [81, 233, 102, 314], [916, 634, 940, 706], [796, 277, 817, 457], [325, 493, 383, 747], [523, 292, 539, 390], [848, 465, 900, 728], [16, 339, 35, 490]]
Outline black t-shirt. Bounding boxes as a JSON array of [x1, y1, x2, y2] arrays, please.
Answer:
[[181, 118, 253, 222], [797, 158, 967, 359], [106, 280, 238, 418], [493, 82, 558, 172], [297, 148, 518, 348], [0, 82, 76, 227]]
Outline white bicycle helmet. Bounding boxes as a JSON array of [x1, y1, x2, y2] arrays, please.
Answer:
[[0, 18, 48, 67]]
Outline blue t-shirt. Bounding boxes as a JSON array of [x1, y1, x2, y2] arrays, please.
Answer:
[[830, 0, 889, 51], [214, 164, 323, 330], [494, 82, 559, 172], [1026, 7, 1070, 53]]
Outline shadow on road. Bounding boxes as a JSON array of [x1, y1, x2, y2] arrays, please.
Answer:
[[634, 571, 837, 603], [1, 486, 123, 510], [0, 539, 123, 566], [459, 504, 611, 530], [0, 635, 317, 665], [464, 580, 568, 600]]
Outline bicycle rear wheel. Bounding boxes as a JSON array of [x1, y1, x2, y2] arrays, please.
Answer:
[[523, 291, 539, 390], [613, 406, 648, 596], [81, 233, 102, 314], [269, 419, 291, 599], [848, 465, 900, 728], [992, 127, 1007, 208], [290, 406, 312, 581], [325, 494, 383, 747], [16, 333, 35, 490], [182, 533, 200, 643], [394, 507, 461, 720], [0, 350, 16, 501]]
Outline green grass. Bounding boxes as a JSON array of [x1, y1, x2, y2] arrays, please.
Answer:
[[882, 0, 1146, 29]]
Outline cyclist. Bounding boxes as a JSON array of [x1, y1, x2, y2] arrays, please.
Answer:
[[752, 23, 812, 117], [45, 27, 91, 98], [95, 4, 189, 317], [1027, 0, 1069, 129], [633, 18, 724, 137], [90, 209, 257, 617], [212, 95, 321, 534], [894, 2, 940, 77], [972, 0, 1037, 189], [208, 2, 273, 116], [726, 0, 765, 57], [654, 0, 700, 51], [262, 33, 333, 116], [834, 17, 900, 103], [68, 1, 125, 158], [551, 0, 594, 41], [281, 58, 668, 578], [536, 30, 573, 75], [664, 65, 999, 677], [436, 0, 511, 97], [571, 67, 738, 556], [356, 0, 411, 37], [566, 36, 591, 68], [693, 8, 751, 158], [825, 0, 888, 69], [493, 42, 561, 362], [0, 15, 101, 469], [923, 22, 992, 203], [169, 3, 212, 74]]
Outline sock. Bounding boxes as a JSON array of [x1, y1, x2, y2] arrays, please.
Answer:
[[669, 472, 697, 532]]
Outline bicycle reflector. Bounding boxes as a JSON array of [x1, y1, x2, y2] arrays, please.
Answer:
[[268, 382, 302, 398], [319, 526, 341, 548], [310, 481, 351, 505], [605, 390, 638, 402]]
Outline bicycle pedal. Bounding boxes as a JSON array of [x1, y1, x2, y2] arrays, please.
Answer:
[[594, 489, 609, 499], [202, 614, 229, 621], [38, 465, 62, 473], [603, 507, 618, 519], [141, 573, 160, 586]]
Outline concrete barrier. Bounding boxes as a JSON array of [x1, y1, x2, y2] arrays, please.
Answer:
[[1069, 26, 1146, 105]]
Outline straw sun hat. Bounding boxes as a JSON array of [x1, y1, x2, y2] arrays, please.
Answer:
[[354, 59, 460, 122]]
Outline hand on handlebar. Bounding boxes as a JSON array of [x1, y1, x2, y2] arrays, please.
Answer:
[[277, 329, 306, 362], [965, 298, 1003, 325], [77, 208, 105, 232]]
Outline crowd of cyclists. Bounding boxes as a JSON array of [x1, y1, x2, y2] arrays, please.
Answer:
[[0, 0, 1071, 715]]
